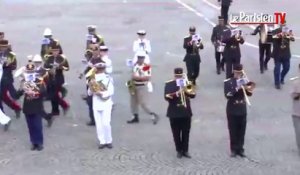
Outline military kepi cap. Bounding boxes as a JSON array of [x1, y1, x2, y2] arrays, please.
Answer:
[[233, 64, 243, 72], [174, 67, 183, 75], [189, 26, 196, 32], [0, 40, 9, 47]]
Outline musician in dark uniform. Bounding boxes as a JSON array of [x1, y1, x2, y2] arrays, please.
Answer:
[[211, 16, 229, 74], [86, 25, 105, 49], [251, 24, 272, 73], [0, 40, 22, 118], [222, 28, 244, 78], [17, 63, 47, 151], [32, 54, 53, 127], [164, 68, 196, 158], [218, 0, 232, 25], [44, 44, 70, 116], [224, 64, 255, 157], [83, 44, 103, 126], [40, 28, 63, 59], [183, 26, 204, 85], [271, 21, 295, 89]]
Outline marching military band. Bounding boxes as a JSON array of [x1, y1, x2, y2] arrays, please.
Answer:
[[0, 14, 297, 160]]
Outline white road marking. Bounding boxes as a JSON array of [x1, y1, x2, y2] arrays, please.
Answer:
[[166, 51, 182, 57], [203, 0, 221, 10], [175, 0, 300, 58]]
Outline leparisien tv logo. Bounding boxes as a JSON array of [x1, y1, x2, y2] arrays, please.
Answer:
[[230, 12, 286, 25]]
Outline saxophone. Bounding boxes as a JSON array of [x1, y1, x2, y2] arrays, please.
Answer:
[[126, 80, 135, 95]]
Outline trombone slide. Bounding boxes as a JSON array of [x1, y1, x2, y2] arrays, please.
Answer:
[[241, 86, 251, 106]]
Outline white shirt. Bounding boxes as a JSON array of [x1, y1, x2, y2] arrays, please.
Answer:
[[132, 63, 151, 85], [133, 38, 151, 54], [101, 55, 113, 74], [88, 73, 114, 111]]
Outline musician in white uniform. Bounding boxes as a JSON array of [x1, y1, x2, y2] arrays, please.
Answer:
[[87, 62, 114, 149], [132, 30, 151, 64]]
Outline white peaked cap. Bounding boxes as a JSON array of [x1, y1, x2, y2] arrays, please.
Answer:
[[27, 55, 33, 61], [43, 28, 52, 36], [87, 25, 97, 29], [32, 54, 43, 62], [137, 30, 146, 35]]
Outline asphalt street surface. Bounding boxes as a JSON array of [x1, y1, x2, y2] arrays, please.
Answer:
[[0, 0, 299, 175]]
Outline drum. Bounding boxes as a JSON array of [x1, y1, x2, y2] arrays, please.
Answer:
[[217, 44, 225, 52]]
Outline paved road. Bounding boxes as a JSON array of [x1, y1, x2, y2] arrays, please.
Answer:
[[0, 0, 299, 175]]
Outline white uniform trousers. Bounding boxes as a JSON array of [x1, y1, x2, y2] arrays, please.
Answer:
[[94, 106, 113, 144], [0, 65, 11, 125], [0, 110, 11, 125]]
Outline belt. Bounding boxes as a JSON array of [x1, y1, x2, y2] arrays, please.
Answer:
[[135, 84, 146, 86], [230, 45, 237, 49], [233, 100, 245, 104]]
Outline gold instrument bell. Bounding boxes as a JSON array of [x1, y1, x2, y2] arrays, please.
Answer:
[[87, 62, 108, 95]]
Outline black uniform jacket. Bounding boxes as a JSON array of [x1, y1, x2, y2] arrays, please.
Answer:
[[1, 51, 17, 84], [21, 79, 47, 115], [222, 32, 244, 59], [40, 38, 63, 58], [271, 28, 295, 59], [44, 54, 69, 86], [224, 78, 252, 116], [164, 79, 195, 118], [218, 0, 232, 6], [183, 35, 204, 62], [211, 25, 229, 49]]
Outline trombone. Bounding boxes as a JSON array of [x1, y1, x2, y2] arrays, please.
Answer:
[[165, 73, 196, 108], [240, 70, 255, 106]]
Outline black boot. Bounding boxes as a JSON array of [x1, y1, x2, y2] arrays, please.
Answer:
[[127, 114, 139, 124], [150, 113, 159, 125], [86, 121, 95, 126]]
